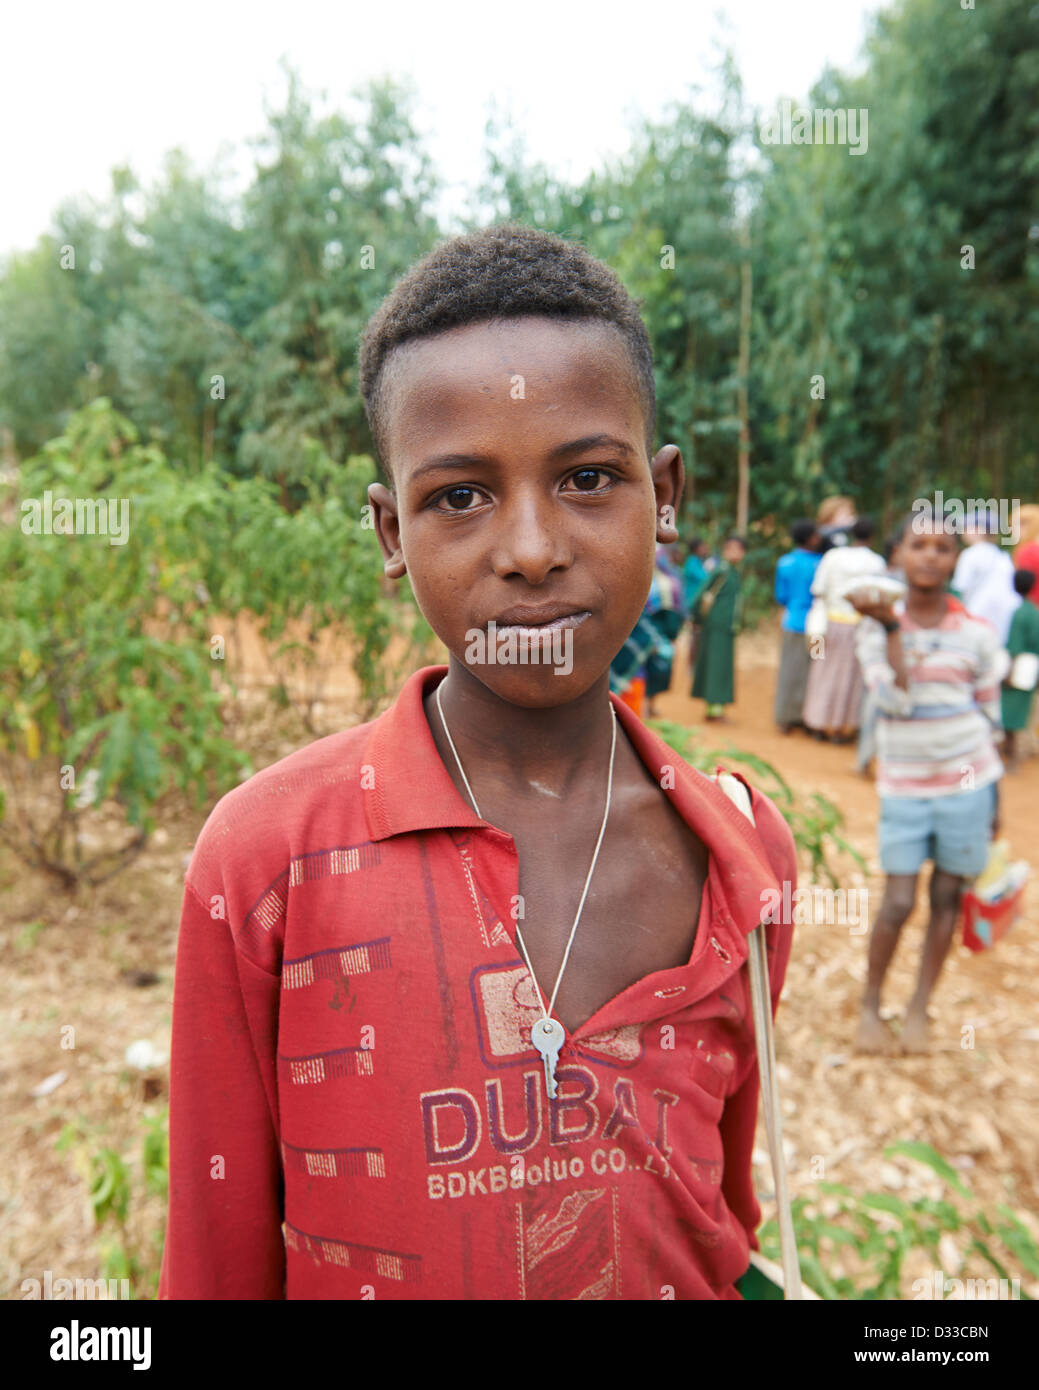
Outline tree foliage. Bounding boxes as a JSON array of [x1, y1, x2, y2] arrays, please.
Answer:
[[0, 0, 1035, 603], [0, 399, 411, 888]]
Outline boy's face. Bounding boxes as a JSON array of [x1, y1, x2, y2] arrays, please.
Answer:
[[900, 524, 958, 587], [367, 316, 683, 707], [721, 540, 745, 565]]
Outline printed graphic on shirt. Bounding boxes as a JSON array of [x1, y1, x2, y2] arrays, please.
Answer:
[[516, 1188, 621, 1300], [285, 1222, 420, 1284], [241, 842, 382, 959], [282, 936, 391, 990], [282, 1142, 386, 1178], [420, 1069, 682, 1210], [470, 962, 644, 1069], [279, 1043, 375, 1085]]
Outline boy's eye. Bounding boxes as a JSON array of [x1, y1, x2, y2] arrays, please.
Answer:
[[430, 468, 615, 512], [566, 468, 615, 492], [435, 486, 485, 512]]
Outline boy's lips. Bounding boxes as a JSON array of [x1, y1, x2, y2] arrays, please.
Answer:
[[489, 609, 592, 633]]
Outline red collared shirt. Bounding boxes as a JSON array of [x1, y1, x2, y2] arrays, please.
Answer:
[[158, 666, 796, 1300]]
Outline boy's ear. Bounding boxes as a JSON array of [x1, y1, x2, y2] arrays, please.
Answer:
[[651, 445, 683, 542], [367, 482, 407, 579]]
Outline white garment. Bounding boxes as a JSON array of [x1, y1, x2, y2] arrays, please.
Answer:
[[810, 545, 887, 619], [953, 542, 1019, 643]]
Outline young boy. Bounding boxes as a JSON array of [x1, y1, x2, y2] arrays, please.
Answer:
[[689, 535, 747, 721], [851, 511, 1003, 1054], [158, 223, 797, 1301]]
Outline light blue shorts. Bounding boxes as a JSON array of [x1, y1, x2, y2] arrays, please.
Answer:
[[879, 783, 997, 878]]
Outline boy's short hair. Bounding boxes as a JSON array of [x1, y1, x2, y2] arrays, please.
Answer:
[[851, 516, 875, 541], [790, 519, 815, 546], [724, 534, 748, 550], [358, 222, 657, 484], [1014, 567, 1036, 597]]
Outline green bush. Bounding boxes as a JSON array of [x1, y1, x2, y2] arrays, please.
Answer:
[[1, 398, 412, 889], [55, 1107, 169, 1300], [1, 401, 251, 886], [759, 1142, 1038, 1300]]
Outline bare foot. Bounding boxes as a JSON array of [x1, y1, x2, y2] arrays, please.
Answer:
[[900, 1011, 931, 1054], [854, 1009, 891, 1054]]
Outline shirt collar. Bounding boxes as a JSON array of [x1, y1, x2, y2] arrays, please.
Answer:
[[362, 664, 785, 935]]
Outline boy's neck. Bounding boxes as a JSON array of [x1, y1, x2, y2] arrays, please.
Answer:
[[425, 660, 624, 808], [905, 587, 949, 625]]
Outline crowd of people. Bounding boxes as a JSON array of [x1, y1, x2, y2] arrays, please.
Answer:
[[609, 496, 1039, 1053], [610, 497, 1039, 774]]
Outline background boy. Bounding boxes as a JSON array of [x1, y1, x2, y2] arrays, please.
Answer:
[[159, 223, 797, 1300], [851, 511, 1003, 1054], [773, 518, 821, 734]]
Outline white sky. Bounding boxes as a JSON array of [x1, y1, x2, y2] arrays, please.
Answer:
[[1, 0, 880, 259]]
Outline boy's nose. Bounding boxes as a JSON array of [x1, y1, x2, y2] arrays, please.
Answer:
[[490, 496, 573, 582]]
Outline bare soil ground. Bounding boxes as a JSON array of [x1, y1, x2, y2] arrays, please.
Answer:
[[3, 615, 1037, 1299], [661, 624, 1039, 1295]]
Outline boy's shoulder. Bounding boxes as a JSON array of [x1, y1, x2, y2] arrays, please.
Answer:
[[630, 713, 798, 906], [743, 776, 798, 883], [945, 606, 999, 643], [184, 710, 384, 904]]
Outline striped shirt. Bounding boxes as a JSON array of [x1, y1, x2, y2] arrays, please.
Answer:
[[855, 605, 1004, 797]]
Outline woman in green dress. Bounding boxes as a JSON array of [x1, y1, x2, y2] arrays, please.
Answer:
[[690, 536, 747, 720], [1002, 569, 1039, 769]]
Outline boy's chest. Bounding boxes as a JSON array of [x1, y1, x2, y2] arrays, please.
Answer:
[[903, 632, 975, 679], [505, 796, 710, 1036]]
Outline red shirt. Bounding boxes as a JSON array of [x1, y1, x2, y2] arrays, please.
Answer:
[[158, 665, 797, 1300]]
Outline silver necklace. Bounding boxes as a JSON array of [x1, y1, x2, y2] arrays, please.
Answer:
[[435, 681, 617, 1099]]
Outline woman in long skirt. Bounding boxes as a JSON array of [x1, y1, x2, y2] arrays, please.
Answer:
[[691, 537, 746, 720], [802, 517, 886, 740]]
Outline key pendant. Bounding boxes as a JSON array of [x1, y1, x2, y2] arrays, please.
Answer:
[[531, 1016, 565, 1099]]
